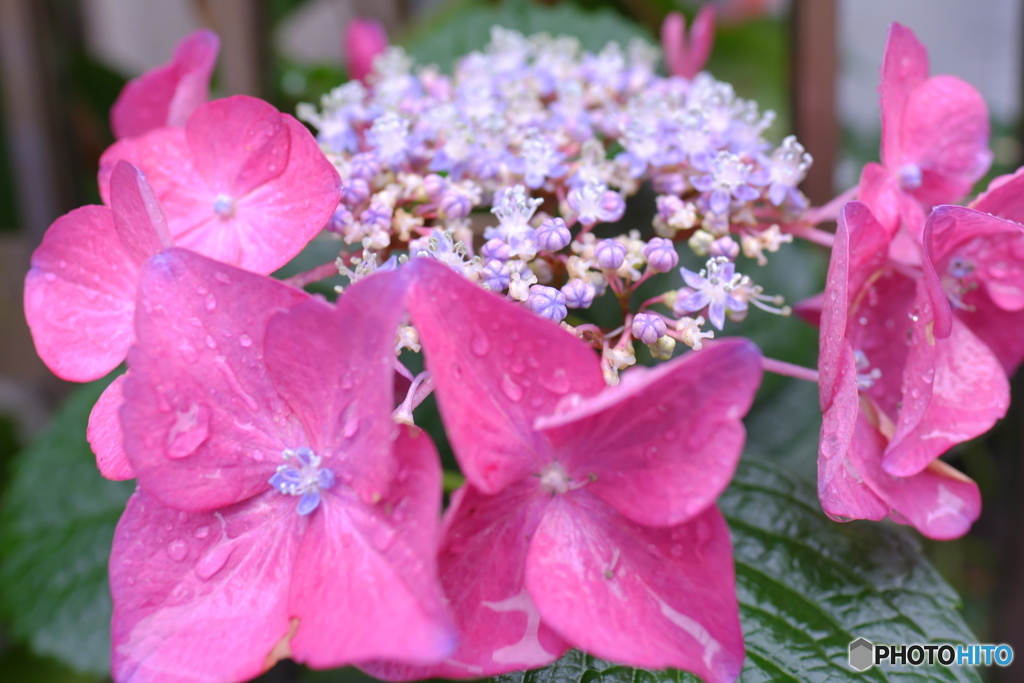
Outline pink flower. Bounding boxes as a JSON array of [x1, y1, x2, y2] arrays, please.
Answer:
[[111, 249, 454, 682], [110, 29, 219, 139], [99, 95, 341, 274], [923, 185, 1024, 374], [661, 8, 716, 80], [858, 23, 991, 240], [345, 18, 388, 83], [368, 259, 761, 683], [817, 201, 1007, 539]]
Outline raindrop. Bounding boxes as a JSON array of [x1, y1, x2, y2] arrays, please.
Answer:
[[205, 293, 217, 311], [340, 373, 353, 390], [166, 404, 210, 459], [194, 543, 234, 580], [372, 525, 396, 551], [343, 404, 360, 438], [205, 335, 217, 349], [193, 526, 210, 539], [539, 368, 570, 395], [166, 539, 188, 562], [239, 334, 253, 348], [470, 334, 491, 357], [501, 374, 524, 402], [43, 272, 57, 283]]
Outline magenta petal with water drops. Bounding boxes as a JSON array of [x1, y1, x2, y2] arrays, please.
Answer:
[[404, 258, 605, 494], [879, 23, 930, 169], [534, 338, 762, 528], [527, 499, 743, 683], [110, 489, 302, 683], [123, 248, 309, 511], [290, 425, 455, 666], [99, 96, 341, 274], [110, 29, 219, 140], [88, 375, 134, 481]]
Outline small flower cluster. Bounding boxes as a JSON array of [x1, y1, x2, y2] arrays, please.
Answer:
[[298, 25, 809, 379]]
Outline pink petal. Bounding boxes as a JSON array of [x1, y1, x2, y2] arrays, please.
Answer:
[[535, 339, 761, 528], [264, 270, 409, 500], [289, 426, 455, 666], [24, 206, 141, 381], [405, 258, 604, 494], [883, 304, 1008, 476], [88, 374, 134, 480], [98, 127, 212, 232], [856, 162, 926, 255], [110, 489, 301, 683], [186, 96, 290, 197], [879, 23, 929, 169], [367, 482, 568, 680], [123, 248, 308, 511], [817, 344, 889, 522], [660, 13, 687, 79], [109, 161, 173, 261], [949, 292, 1024, 374], [526, 496, 743, 682], [345, 18, 388, 83], [686, 5, 716, 78], [848, 414, 981, 540], [793, 290, 824, 327], [972, 165, 1024, 224], [110, 29, 219, 140], [899, 75, 991, 205]]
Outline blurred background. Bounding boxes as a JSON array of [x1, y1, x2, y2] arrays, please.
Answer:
[[1, 0, 1022, 680]]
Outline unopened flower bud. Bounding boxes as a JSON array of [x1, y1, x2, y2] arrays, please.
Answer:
[[440, 190, 472, 219], [688, 229, 714, 256], [595, 239, 626, 270], [525, 285, 567, 322], [632, 312, 667, 344], [562, 278, 596, 308], [650, 335, 676, 360], [710, 236, 739, 260], [536, 217, 572, 251], [643, 238, 679, 273], [481, 239, 511, 262]]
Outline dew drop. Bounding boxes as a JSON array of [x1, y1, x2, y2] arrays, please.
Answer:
[[343, 405, 360, 439], [193, 526, 210, 539], [239, 334, 253, 348], [539, 368, 570, 395], [58, 259, 68, 269], [205, 335, 217, 349], [43, 272, 57, 283], [194, 543, 234, 580], [470, 333, 491, 357], [205, 293, 217, 311], [166, 404, 210, 459], [340, 373, 354, 390], [166, 539, 188, 562], [372, 525, 396, 551], [501, 374, 524, 402]]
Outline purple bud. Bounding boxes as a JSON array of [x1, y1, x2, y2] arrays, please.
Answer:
[[441, 190, 472, 219], [350, 152, 380, 181], [326, 205, 354, 234], [632, 313, 667, 344], [535, 217, 572, 251], [656, 195, 685, 222], [360, 202, 392, 231], [652, 172, 686, 195], [481, 238, 512, 262], [710, 237, 740, 260], [562, 279, 596, 309], [643, 237, 679, 273], [341, 178, 370, 207], [423, 174, 446, 199], [525, 285, 567, 322], [481, 259, 510, 291], [595, 239, 627, 270]]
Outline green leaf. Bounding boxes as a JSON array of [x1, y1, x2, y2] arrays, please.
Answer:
[[0, 376, 133, 676], [403, 0, 652, 73], [493, 457, 980, 683]]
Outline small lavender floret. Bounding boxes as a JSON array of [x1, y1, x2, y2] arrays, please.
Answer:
[[481, 259, 511, 291], [525, 285, 567, 321], [595, 239, 627, 270], [536, 217, 572, 252], [567, 181, 625, 227], [766, 135, 812, 207], [327, 205, 354, 234], [676, 257, 749, 330], [643, 237, 679, 273], [341, 178, 370, 207], [562, 278, 596, 308], [481, 238, 512, 262], [709, 236, 739, 260], [632, 312, 667, 344], [440, 189, 472, 218]]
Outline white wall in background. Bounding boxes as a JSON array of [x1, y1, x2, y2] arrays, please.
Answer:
[[81, 0, 199, 75]]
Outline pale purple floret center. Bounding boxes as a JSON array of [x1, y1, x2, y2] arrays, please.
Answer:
[[213, 193, 236, 219], [269, 446, 336, 515]]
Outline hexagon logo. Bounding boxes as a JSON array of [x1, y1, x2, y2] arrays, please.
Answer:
[[849, 638, 874, 671]]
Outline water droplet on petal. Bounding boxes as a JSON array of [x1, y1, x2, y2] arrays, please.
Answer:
[[205, 293, 217, 311], [372, 525, 396, 550], [470, 334, 491, 357], [501, 374, 523, 402], [340, 373, 353, 390], [166, 539, 188, 562], [239, 334, 253, 348], [43, 272, 57, 283], [193, 526, 210, 539], [194, 542, 234, 580], [539, 368, 570, 395], [166, 403, 210, 459], [205, 335, 217, 349], [343, 405, 360, 439]]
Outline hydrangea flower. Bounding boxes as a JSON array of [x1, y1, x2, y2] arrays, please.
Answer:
[[344, 18, 388, 83], [112, 249, 454, 681], [99, 96, 340, 273], [368, 259, 762, 682], [110, 29, 219, 139], [677, 257, 748, 330], [858, 23, 991, 239], [816, 202, 1006, 538]]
